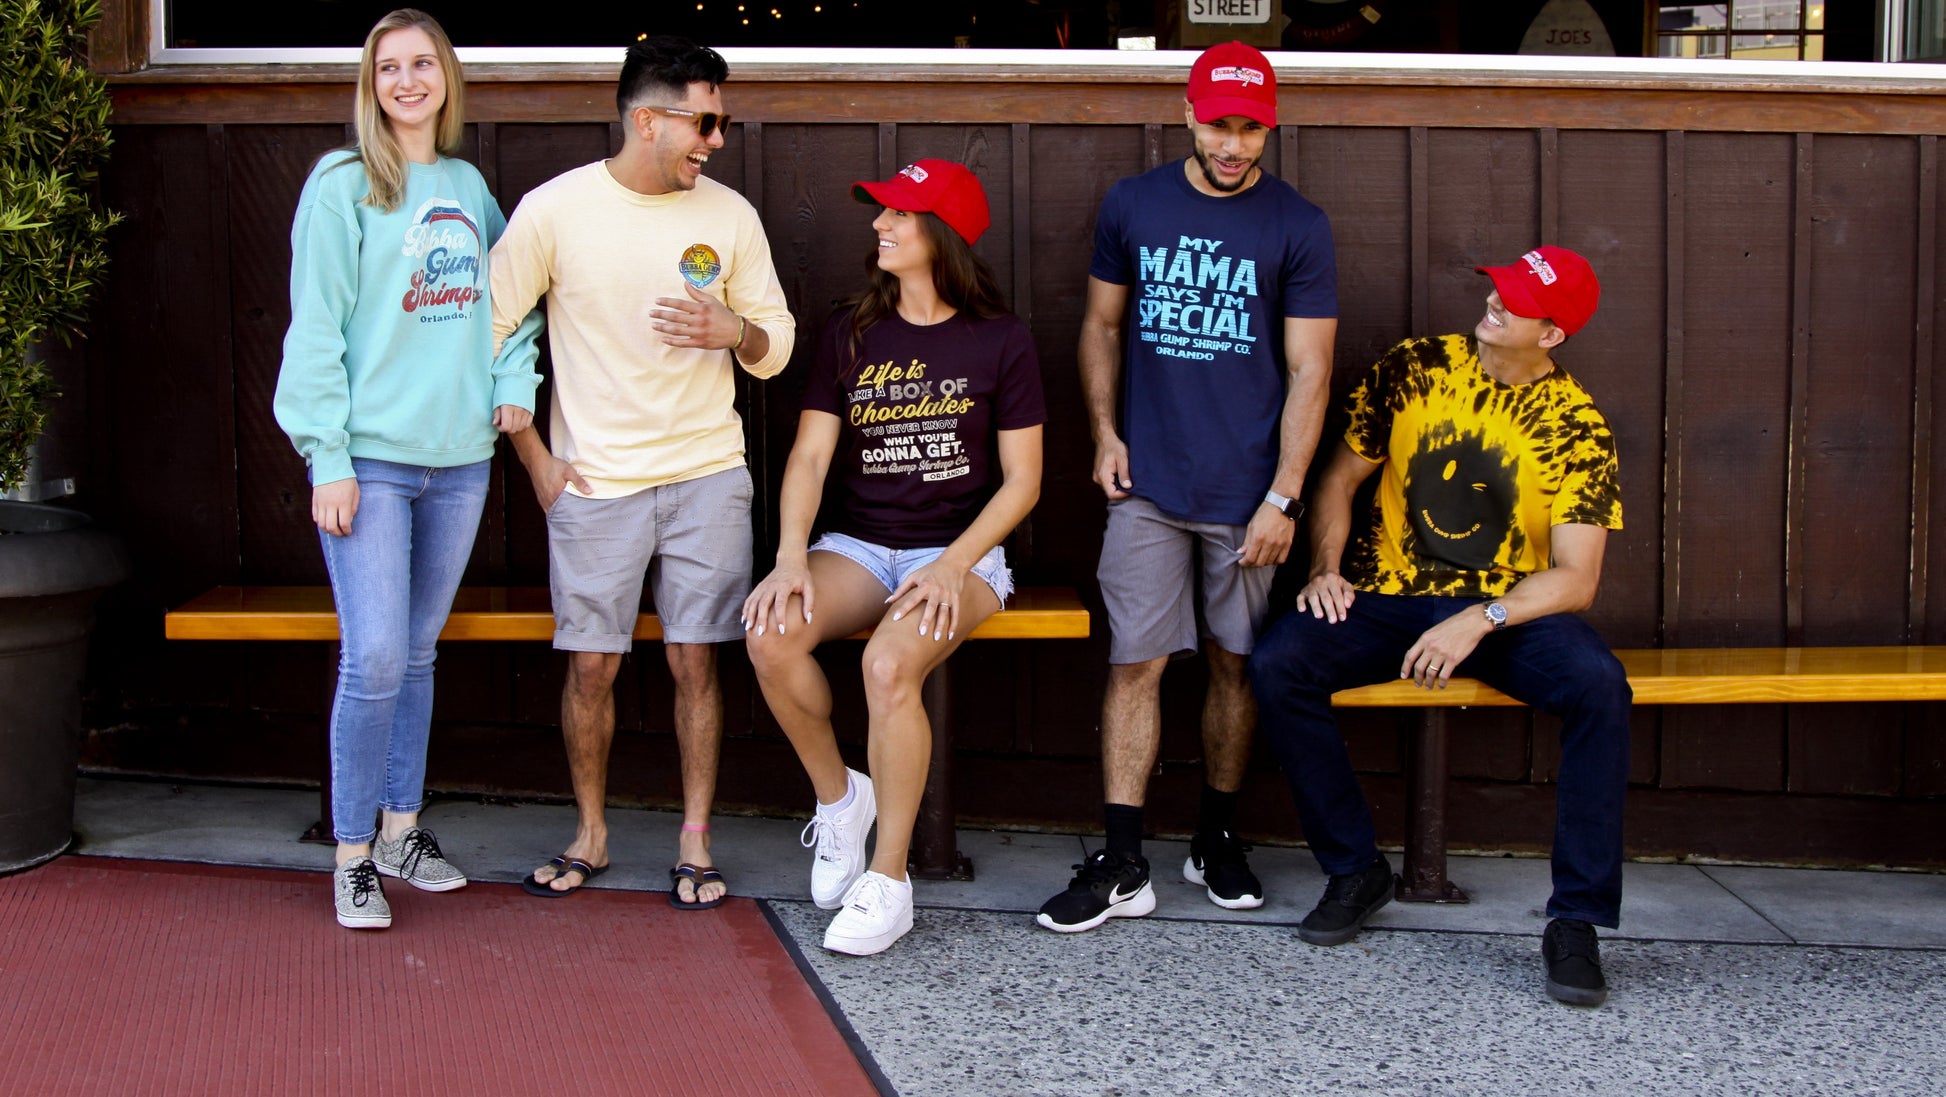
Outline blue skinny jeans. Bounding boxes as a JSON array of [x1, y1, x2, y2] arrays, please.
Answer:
[[317, 457, 489, 844]]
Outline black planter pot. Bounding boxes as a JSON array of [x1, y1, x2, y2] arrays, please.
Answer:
[[0, 501, 129, 873]]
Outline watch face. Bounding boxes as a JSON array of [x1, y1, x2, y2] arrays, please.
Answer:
[[1486, 602, 1508, 626]]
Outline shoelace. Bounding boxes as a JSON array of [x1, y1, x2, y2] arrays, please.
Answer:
[[845, 873, 893, 916], [343, 860, 381, 908], [800, 816, 836, 860], [392, 828, 444, 879], [1068, 851, 1127, 887], [1202, 832, 1254, 866], [1549, 919, 1601, 962], [1321, 866, 1376, 904]]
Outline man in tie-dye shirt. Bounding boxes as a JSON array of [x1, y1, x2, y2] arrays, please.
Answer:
[[1249, 246, 1630, 1009]]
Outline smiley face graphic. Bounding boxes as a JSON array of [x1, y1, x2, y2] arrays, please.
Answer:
[[1401, 433, 1518, 571]]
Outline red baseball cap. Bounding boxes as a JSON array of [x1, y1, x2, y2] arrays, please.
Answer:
[[1188, 41, 1278, 127], [852, 159, 991, 245], [1476, 246, 1602, 336]]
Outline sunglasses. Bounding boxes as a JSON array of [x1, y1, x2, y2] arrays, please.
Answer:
[[644, 105, 732, 139]]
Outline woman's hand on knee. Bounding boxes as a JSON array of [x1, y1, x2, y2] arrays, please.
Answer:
[[313, 477, 359, 537], [743, 559, 813, 637], [887, 563, 967, 642]]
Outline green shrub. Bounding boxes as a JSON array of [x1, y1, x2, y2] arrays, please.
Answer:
[[0, 0, 118, 492]]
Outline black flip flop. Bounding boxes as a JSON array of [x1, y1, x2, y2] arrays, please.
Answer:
[[522, 856, 608, 898], [668, 863, 727, 910]]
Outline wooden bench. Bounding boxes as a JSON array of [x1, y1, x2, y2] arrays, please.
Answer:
[[1334, 646, 1946, 903], [166, 585, 1090, 880]]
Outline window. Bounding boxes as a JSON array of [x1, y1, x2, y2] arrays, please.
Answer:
[[1656, 2, 1825, 60]]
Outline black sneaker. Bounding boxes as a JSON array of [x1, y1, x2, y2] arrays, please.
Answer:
[[1542, 918, 1609, 1007], [1035, 849, 1156, 933], [1297, 855, 1394, 946], [1182, 830, 1265, 910]]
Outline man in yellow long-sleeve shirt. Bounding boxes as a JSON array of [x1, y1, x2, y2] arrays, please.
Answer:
[[489, 36, 795, 909]]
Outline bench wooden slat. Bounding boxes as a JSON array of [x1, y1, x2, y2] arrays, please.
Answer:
[[1331, 645, 1946, 707], [164, 585, 1090, 642]]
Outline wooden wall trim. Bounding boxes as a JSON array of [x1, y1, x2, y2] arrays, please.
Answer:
[[1786, 133, 1815, 646], [1662, 130, 1685, 648], [1912, 135, 1939, 640], [87, 0, 144, 75], [1409, 127, 1429, 335], [110, 75, 1946, 137]]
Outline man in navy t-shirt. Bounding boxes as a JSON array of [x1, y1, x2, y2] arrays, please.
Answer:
[[1037, 41, 1339, 934]]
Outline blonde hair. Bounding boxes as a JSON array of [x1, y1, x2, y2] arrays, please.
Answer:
[[350, 9, 465, 212]]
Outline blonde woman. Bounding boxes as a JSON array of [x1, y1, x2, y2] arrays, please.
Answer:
[[274, 9, 538, 929]]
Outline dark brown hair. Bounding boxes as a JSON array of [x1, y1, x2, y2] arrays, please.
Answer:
[[846, 211, 1009, 364]]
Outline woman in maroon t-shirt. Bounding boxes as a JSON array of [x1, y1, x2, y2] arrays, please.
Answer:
[[743, 161, 1045, 957]]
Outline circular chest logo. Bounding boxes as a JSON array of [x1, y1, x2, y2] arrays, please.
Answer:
[[678, 243, 723, 288]]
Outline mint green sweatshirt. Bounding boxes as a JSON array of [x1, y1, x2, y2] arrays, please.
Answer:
[[275, 150, 542, 485]]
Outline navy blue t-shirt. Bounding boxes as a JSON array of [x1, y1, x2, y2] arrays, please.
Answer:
[[1090, 161, 1337, 524]]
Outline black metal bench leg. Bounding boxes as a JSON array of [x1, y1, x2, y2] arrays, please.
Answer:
[[909, 664, 973, 881], [1397, 706, 1467, 903]]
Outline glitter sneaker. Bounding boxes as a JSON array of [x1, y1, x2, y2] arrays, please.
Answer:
[[371, 827, 468, 892], [334, 857, 392, 930]]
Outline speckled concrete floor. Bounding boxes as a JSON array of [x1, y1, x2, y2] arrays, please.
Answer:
[[770, 904, 1946, 1097], [70, 779, 1946, 1096]]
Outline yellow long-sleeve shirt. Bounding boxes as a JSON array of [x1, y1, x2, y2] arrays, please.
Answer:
[[490, 161, 794, 497]]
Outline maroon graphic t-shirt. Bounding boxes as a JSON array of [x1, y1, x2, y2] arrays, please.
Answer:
[[803, 307, 1046, 549]]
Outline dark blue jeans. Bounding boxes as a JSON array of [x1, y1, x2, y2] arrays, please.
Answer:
[[1248, 592, 1631, 928]]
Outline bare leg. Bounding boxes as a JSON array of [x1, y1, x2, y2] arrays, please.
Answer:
[[860, 582, 1001, 879], [745, 554, 899, 804], [532, 650, 622, 891], [1102, 656, 1169, 807], [1201, 643, 1255, 794], [378, 809, 418, 844], [666, 642, 728, 904]]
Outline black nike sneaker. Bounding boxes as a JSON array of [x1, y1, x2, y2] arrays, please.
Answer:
[[1035, 849, 1156, 933]]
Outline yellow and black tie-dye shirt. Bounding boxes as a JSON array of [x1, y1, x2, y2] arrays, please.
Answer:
[[1341, 334, 1622, 598]]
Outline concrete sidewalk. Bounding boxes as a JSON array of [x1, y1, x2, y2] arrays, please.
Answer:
[[71, 778, 1946, 1095]]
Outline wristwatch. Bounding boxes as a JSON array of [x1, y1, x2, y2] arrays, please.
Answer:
[[1483, 602, 1508, 630], [1264, 490, 1304, 522]]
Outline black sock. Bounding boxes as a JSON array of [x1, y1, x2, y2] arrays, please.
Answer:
[[1104, 803, 1144, 858], [1198, 785, 1241, 838]]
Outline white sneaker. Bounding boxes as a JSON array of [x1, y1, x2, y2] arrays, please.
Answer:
[[822, 871, 914, 956], [800, 769, 876, 909]]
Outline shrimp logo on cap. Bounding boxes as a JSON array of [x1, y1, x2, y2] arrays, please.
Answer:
[[1210, 65, 1266, 87], [899, 163, 930, 184], [678, 243, 723, 288], [1521, 250, 1559, 285]]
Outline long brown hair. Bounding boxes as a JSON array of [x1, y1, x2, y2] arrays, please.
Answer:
[[347, 9, 466, 213], [846, 211, 1010, 365]]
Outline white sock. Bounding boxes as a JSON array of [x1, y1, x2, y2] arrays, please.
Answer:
[[822, 772, 860, 813]]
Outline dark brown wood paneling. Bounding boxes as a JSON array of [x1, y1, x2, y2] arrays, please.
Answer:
[[1788, 134, 1922, 797], [1557, 129, 1666, 649], [1672, 132, 1794, 646], [88, 125, 236, 711], [1932, 137, 1946, 645], [1424, 129, 1540, 335], [1293, 126, 1411, 379], [228, 125, 345, 588], [1797, 135, 1917, 645]]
